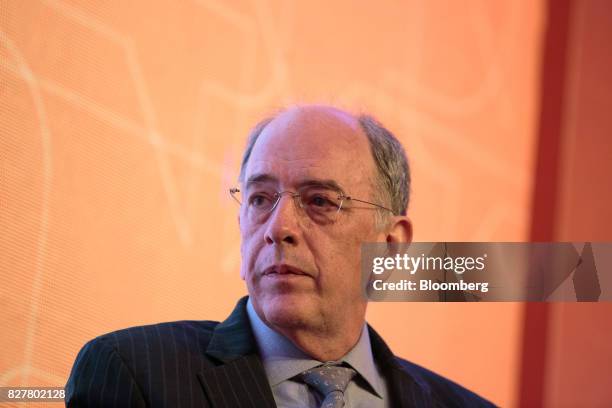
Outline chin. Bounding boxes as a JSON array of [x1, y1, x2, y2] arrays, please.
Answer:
[[260, 293, 318, 329]]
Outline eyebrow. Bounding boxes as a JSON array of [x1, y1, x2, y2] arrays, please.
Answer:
[[245, 173, 346, 194], [245, 173, 278, 187]]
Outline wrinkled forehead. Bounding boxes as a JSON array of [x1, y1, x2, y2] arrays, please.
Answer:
[[244, 108, 376, 194]]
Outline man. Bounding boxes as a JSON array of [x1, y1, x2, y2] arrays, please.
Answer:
[[66, 105, 494, 407]]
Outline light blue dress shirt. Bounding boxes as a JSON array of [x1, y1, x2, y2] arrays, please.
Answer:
[[246, 299, 390, 408]]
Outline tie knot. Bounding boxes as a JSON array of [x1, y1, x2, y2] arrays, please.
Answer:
[[299, 364, 356, 396]]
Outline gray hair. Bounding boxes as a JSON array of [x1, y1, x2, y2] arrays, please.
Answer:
[[238, 110, 410, 217], [356, 114, 410, 216]]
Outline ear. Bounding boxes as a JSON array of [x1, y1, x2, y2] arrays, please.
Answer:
[[385, 216, 413, 244]]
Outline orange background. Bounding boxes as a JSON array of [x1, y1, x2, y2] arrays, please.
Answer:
[[1, 1, 610, 407]]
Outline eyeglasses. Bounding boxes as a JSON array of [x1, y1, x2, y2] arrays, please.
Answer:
[[229, 184, 394, 224]]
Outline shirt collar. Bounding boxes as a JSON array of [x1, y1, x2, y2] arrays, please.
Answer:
[[246, 298, 384, 398]]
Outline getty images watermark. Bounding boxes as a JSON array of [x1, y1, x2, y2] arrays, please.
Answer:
[[361, 242, 610, 302]]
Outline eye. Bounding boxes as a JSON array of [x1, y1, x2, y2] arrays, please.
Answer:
[[311, 195, 331, 207], [248, 193, 274, 209], [303, 191, 340, 211]]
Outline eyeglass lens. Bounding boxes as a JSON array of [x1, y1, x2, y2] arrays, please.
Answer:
[[237, 185, 344, 224]]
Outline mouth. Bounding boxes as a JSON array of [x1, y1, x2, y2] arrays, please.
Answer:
[[262, 264, 311, 278]]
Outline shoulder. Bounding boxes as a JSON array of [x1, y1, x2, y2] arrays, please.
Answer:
[[394, 357, 497, 407], [74, 320, 222, 374], [92, 320, 220, 352], [65, 320, 221, 407]]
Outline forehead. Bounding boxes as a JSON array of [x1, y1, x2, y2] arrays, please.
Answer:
[[244, 107, 376, 192]]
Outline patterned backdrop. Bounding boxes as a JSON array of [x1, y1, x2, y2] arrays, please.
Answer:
[[1, 1, 544, 406]]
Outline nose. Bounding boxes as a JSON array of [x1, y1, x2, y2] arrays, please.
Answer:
[[264, 193, 301, 246]]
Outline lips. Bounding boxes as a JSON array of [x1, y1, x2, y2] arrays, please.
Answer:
[[262, 264, 310, 277]]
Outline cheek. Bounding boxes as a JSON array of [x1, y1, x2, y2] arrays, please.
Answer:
[[239, 240, 247, 280], [324, 226, 375, 284], [309, 232, 361, 284], [239, 225, 260, 280]]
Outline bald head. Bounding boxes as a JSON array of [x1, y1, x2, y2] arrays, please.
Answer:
[[259, 106, 366, 147], [239, 105, 410, 216]]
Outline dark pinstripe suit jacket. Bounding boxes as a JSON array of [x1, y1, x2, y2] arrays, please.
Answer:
[[65, 297, 495, 407]]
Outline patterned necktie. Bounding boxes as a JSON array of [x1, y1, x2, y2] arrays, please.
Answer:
[[299, 364, 356, 408]]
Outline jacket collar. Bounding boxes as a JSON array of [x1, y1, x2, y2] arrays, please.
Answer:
[[368, 325, 434, 407], [198, 296, 277, 408], [204, 296, 257, 362]]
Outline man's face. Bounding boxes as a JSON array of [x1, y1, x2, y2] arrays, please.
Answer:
[[239, 107, 385, 334]]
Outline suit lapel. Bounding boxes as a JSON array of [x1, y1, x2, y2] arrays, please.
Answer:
[[197, 297, 276, 408], [368, 325, 435, 407]]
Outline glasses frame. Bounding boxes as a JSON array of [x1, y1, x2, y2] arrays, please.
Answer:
[[229, 187, 395, 219]]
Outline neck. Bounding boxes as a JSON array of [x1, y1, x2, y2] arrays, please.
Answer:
[[274, 322, 365, 361], [249, 297, 368, 361]]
